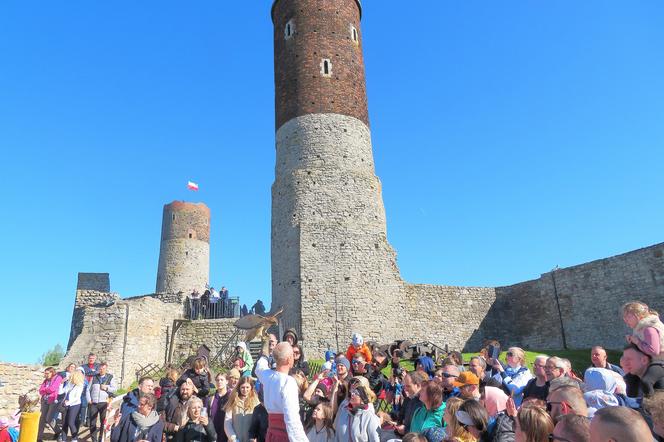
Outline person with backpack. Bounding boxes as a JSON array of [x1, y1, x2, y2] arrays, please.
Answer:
[[157, 368, 180, 413], [87, 362, 117, 442]]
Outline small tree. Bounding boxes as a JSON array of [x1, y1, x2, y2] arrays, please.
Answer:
[[39, 344, 65, 367]]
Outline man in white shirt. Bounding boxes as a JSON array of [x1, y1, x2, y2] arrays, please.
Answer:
[[255, 341, 307, 442]]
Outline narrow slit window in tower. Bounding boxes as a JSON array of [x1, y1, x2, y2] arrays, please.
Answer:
[[284, 19, 294, 40], [320, 58, 332, 77], [350, 25, 358, 43]]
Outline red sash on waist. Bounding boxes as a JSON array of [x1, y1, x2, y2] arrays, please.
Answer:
[[266, 413, 288, 442]]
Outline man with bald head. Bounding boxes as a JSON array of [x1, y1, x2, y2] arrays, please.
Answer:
[[255, 340, 307, 442], [590, 346, 624, 376], [589, 406, 653, 442]]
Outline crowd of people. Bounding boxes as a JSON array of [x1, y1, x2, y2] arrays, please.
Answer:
[[7, 300, 664, 442], [186, 286, 268, 320]]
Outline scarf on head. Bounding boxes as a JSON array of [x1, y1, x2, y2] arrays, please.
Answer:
[[131, 410, 160, 430], [584, 368, 616, 394], [483, 386, 509, 417]]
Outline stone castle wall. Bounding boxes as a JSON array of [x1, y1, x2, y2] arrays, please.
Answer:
[[68, 289, 120, 348], [171, 319, 238, 365], [64, 296, 183, 388], [401, 242, 664, 353], [0, 363, 45, 417], [403, 284, 498, 351]]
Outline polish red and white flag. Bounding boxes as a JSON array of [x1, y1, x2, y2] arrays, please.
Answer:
[[187, 181, 199, 191]]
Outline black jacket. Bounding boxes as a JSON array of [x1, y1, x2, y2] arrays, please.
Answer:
[[174, 420, 216, 442], [248, 404, 268, 442], [177, 369, 211, 399], [400, 395, 423, 434]]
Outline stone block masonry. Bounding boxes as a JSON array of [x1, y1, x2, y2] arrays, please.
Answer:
[[156, 202, 211, 295], [64, 296, 183, 388], [77, 273, 110, 292], [171, 319, 238, 365], [0, 363, 44, 417]]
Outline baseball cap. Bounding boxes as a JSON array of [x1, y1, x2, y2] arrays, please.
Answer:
[[452, 371, 479, 387]]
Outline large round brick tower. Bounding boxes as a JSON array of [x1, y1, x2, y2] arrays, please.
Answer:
[[271, 0, 405, 353], [156, 201, 210, 295]]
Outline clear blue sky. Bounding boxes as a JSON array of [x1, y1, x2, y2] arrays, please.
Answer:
[[1, 1, 663, 364]]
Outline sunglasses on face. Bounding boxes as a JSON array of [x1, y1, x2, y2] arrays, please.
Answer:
[[546, 401, 566, 413], [506, 352, 514, 357], [548, 434, 572, 442], [441, 373, 457, 378]]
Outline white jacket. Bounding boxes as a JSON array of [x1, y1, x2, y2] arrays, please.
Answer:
[[64, 383, 84, 407]]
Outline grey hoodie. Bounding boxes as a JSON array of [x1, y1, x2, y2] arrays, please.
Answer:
[[333, 399, 380, 442]]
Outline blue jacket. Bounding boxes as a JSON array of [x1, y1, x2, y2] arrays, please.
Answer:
[[120, 388, 140, 416]]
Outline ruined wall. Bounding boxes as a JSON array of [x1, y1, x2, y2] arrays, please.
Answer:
[[77, 273, 110, 292], [64, 296, 183, 388], [171, 319, 238, 365], [0, 363, 44, 417], [68, 289, 120, 349]]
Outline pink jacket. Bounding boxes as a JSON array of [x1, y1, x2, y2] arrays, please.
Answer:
[[39, 375, 63, 404]]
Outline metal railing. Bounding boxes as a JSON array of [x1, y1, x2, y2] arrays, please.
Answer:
[[184, 296, 240, 320]]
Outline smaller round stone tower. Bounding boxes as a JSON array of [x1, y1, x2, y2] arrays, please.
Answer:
[[156, 201, 210, 294]]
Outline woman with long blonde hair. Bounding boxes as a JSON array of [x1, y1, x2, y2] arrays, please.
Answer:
[[224, 377, 260, 442], [622, 301, 664, 359], [61, 369, 84, 442]]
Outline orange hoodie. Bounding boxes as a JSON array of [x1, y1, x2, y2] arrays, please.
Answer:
[[346, 343, 372, 363]]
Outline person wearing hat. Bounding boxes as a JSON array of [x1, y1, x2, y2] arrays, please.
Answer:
[[453, 372, 481, 401], [235, 343, 254, 378], [335, 356, 352, 384], [346, 333, 373, 364], [409, 380, 445, 434], [227, 369, 241, 392], [455, 400, 489, 442], [282, 328, 299, 347], [303, 370, 333, 407]]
